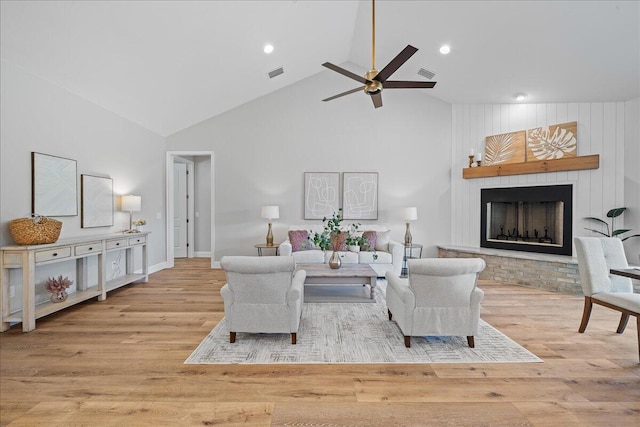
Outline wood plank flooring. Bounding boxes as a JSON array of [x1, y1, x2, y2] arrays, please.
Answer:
[[1, 258, 639, 426]]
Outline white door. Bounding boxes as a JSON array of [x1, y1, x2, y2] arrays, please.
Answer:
[[173, 162, 188, 258]]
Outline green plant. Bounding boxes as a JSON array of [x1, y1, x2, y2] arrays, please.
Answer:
[[584, 207, 640, 241], [345, 223, 368, 247], [133, 218, 146, 226], [310, 209, 344, 251]]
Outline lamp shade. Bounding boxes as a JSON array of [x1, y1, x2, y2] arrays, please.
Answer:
[[261, 205, 279, 220], [121, 195, 141, 212], [402, 207, 418, 221]]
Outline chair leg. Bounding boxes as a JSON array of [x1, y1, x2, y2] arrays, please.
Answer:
[[616, 313, 630, 333], [388, 309, 392, 320], [291, 333, 297, 345], [636, 316, 639, 363], [578, 297, 593, 333], [230, 332, 236, 343], [404, 336, 411, 348], [467, 336, 475, 348]]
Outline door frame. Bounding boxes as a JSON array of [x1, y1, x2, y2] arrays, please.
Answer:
[[166, 151, 215, 269]]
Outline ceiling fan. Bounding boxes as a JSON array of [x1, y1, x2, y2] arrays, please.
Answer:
[[322, 0, 436, 108]]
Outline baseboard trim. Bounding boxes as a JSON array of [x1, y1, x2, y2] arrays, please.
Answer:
[[194, 251, 211, 258]]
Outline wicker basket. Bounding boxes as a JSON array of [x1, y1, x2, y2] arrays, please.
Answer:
[[9, 215, 63, 245]]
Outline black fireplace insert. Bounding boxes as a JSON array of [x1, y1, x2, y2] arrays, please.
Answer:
[[480, 184, 573, 255]]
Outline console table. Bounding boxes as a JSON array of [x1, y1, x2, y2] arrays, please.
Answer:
[[1, 232, 149, 332]]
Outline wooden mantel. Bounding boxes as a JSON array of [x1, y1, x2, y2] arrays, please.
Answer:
[[462, 154, 599, 179]]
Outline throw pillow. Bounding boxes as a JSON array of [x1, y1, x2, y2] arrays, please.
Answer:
[[361, 231, 377, 251], [375, 230, 390, 252], [330, 231, 347, 251], [289, 230, 309, 252]]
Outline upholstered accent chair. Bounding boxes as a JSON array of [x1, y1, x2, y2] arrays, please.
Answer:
[[385, 258, 486, 348], [220, 256, 306, 344], [574, 237, 640, 361]]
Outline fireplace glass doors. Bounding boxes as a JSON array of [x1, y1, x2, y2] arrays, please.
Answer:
[[480, 185, 572, 255]]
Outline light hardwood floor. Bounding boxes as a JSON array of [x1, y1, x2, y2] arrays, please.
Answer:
[[1, 258, 639, 426]]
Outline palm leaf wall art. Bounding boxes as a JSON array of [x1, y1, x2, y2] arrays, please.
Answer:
[[484, 130, 526, 166], [526, 121, 577, 161]]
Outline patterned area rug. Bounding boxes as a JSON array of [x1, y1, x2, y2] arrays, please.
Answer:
[[185, 282, 542, 364]]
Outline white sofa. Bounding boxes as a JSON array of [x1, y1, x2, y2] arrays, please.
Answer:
[[279, 224, 403, 277]]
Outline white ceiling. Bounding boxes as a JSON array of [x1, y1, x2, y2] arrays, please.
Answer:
[[1, 1, 638, 137]]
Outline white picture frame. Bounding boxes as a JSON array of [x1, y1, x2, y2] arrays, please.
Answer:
[[32, 152, 78, 216], [343, 172, 378, 220], [304, 172, 339, 219], [81, 174, 114, 228]]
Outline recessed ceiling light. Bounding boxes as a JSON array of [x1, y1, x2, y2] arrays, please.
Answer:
[[439, 45, 451, 55], [514, 93, 528, 101], [264, 44, 274, 54]]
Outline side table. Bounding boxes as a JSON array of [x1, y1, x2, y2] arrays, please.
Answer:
[[255, 243, 280, 256], [400, 243, 423, 277]]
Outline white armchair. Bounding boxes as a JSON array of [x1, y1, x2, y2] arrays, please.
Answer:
[[386, 258, 486, 348], [574, 237, 639, 361], [220, 256, 306, 344]]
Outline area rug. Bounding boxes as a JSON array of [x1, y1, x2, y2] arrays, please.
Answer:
[[185, 282, 542, 364]]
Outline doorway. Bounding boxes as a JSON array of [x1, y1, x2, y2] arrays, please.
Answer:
[[166, 151, 215, 269]]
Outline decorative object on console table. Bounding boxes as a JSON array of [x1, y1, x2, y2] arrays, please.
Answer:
[[402, 207, 417, 246], [133, 218, 146, 232], [261, 205, 279, 246], [121, 195, 141, 233], [9, 215, 62, 245], [44, 275, 73, 303]]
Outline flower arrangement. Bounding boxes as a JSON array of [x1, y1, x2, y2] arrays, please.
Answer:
[[310, 209, 345, 251], [44, 275, 73, 293], [133, 219, 146, 226]]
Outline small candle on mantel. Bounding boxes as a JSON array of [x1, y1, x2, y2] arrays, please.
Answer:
[[470, 148, 475, 156], [475, 153, 482, 162]]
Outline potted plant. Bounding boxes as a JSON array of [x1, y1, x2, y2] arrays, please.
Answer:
[[584, 207, 639, 241], [133, 218, 146, 232], [44, 275, 73, 303], [310, 209, 345, 268]]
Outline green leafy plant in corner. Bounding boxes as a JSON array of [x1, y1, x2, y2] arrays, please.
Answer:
[[584, 207, 640, 241]]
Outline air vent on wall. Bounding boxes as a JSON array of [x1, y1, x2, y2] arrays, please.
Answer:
[[418, 68, 436, 80], [268, 67, 284, 79]]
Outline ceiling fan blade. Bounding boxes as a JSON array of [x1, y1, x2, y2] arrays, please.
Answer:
[[371, 92, 383, 108], [374, 45, 419, 83], [322, 62, 369, 84], [322, 86, 364, 102], [384, 80, 437, 89]]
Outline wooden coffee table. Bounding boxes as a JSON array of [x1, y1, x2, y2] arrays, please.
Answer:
[[296, 263, 378, 299]]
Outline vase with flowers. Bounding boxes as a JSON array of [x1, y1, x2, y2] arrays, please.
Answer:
[[310, 209, 346, 269], [44, 275, 73, 303], [133, 218, 146, 232]]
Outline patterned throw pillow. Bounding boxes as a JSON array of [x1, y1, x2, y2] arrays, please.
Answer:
[[288, 230, 309, 252], [330, 232, 347, 251], [375, 230, 390, 252], [361, 231, 377, 251]]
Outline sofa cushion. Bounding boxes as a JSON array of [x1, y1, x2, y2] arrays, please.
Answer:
[[288, 230, 309, 252], [292, 250, 325, 263], [362, 231, 377, 251], [331, 232, 347, 251], [359, 250, 392, 264], [375, 230, 390, 252]]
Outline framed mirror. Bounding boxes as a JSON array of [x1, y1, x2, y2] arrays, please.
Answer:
[[81, 174, 114, 228], [31, 152, 78, 216]]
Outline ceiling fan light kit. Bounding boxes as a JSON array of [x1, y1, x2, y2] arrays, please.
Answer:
[[322, 0, 436, 109]]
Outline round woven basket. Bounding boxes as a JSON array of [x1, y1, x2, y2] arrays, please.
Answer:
[[9, 215, 62, 245]]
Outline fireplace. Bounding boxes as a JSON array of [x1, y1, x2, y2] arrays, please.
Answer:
[[480, 184, 573, 255]]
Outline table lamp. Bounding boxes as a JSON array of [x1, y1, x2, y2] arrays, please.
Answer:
[[122, 195, 141, 233], [402, 207, 418, 246], [261, 206, 279, 246]]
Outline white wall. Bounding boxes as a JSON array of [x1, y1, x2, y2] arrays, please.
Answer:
[[0, 60, 167, 268], [450, 102, 638, 258], [166, 68, 453, 260], [624, 98, 640, 264]]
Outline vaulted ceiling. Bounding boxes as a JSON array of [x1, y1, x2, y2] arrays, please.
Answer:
[[1, 1, 638, 137]]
